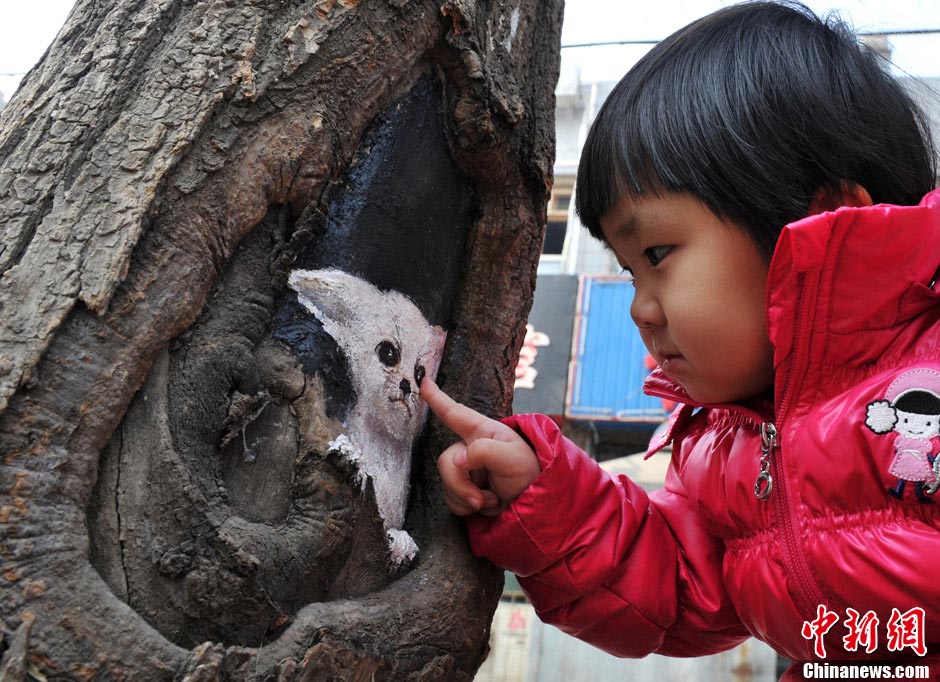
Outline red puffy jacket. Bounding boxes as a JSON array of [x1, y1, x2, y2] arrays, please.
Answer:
[[468, 190, 940, 672]]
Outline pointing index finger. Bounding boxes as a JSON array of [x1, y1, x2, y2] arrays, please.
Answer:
[[420, 378, 491, 441]]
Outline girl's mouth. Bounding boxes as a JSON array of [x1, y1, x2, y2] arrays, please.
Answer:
[[659, 353, 682, 368]]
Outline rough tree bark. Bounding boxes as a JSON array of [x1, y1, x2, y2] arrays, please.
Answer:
[[0, 1, 562, 680]]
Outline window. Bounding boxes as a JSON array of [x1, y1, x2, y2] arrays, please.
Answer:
[[543, 176, 574, 256]]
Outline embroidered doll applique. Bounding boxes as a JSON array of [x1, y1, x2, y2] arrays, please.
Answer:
[[864, 368, 940, 502]]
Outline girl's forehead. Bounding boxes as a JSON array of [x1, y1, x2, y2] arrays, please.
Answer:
[[598, 201, 637, 240], [600, 190, 722, 235]]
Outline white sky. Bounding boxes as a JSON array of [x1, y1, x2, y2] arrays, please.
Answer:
[[1, 1, 938, 102], [0, 1, 75, 100], [561, 0, 940, 82]]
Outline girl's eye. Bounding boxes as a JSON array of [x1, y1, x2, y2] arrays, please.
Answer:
[[644, 245, 672, 267], [618, 266, 635, 284]]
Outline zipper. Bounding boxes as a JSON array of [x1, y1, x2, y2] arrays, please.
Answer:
[[754, 422, 775, 500], [758, 264, 819, 500], [756, 268, 829, 622], [764, 419, 828, 624]]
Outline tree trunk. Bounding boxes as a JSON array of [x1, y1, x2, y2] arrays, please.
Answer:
[[0, 1, 561, 680]]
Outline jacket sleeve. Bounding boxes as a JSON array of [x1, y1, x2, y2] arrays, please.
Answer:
[[466, 413, 749, 658]]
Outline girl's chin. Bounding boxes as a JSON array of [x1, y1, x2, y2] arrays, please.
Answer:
[[684, 385, 773, 406]]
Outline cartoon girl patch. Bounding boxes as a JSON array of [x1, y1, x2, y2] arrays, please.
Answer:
[[865, 368, 940, 502]]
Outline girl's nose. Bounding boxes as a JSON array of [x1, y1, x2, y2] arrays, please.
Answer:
[[630, 286, 665, 329]]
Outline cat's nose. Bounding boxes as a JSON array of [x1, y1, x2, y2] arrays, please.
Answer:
[[400, 378, 412, 396]]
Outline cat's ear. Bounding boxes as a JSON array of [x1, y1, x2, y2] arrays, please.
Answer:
[[422, 326, 448, 380], [430, 325, 447, 353], [288, 268, 365, 330]]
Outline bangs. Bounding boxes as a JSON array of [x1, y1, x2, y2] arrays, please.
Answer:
[[574, 27, 740, 244]]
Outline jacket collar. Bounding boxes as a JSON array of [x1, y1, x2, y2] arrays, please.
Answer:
[[767, 188, 940, 389]]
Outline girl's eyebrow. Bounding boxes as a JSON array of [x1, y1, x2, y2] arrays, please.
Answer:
[[604, 212, 638, 241]]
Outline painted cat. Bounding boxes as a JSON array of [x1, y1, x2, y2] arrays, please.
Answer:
[[288, 268, 446, 563]]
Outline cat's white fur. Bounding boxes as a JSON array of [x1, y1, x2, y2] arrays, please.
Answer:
[[288, 268, 446, 561]]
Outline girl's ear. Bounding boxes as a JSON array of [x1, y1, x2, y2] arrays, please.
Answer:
[[807, 181, 873, 215]]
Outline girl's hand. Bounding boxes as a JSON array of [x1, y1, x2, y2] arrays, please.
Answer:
[[420, 378, 540, 517]]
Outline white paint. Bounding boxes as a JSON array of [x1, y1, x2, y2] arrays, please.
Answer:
[[328, 434, 419, 564], [386, 528, 419, 567], [328, 434, 365, 486], [291, 268, 446, 562], [503, 5, 521, 54]]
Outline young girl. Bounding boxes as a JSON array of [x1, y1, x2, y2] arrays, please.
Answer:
[[421, 1, 940, 678]]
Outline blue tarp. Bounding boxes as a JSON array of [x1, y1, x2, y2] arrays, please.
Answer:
[[566, 277, 671, 423]]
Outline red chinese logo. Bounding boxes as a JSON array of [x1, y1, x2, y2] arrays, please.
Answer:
[[802, 605, 928, 659], [886, 607, 927, 656], [802, 605, 840, 658], [843, 608, 879, 654]]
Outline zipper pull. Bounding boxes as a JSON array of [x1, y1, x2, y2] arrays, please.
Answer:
[[754, 422, 777, 501]]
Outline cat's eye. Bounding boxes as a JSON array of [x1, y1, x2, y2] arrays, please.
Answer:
[[414, 364, 426, 387], [376, 340, 401, 367]]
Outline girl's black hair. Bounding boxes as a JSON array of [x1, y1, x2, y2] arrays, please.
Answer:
[[575, 0, 937, 258]]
